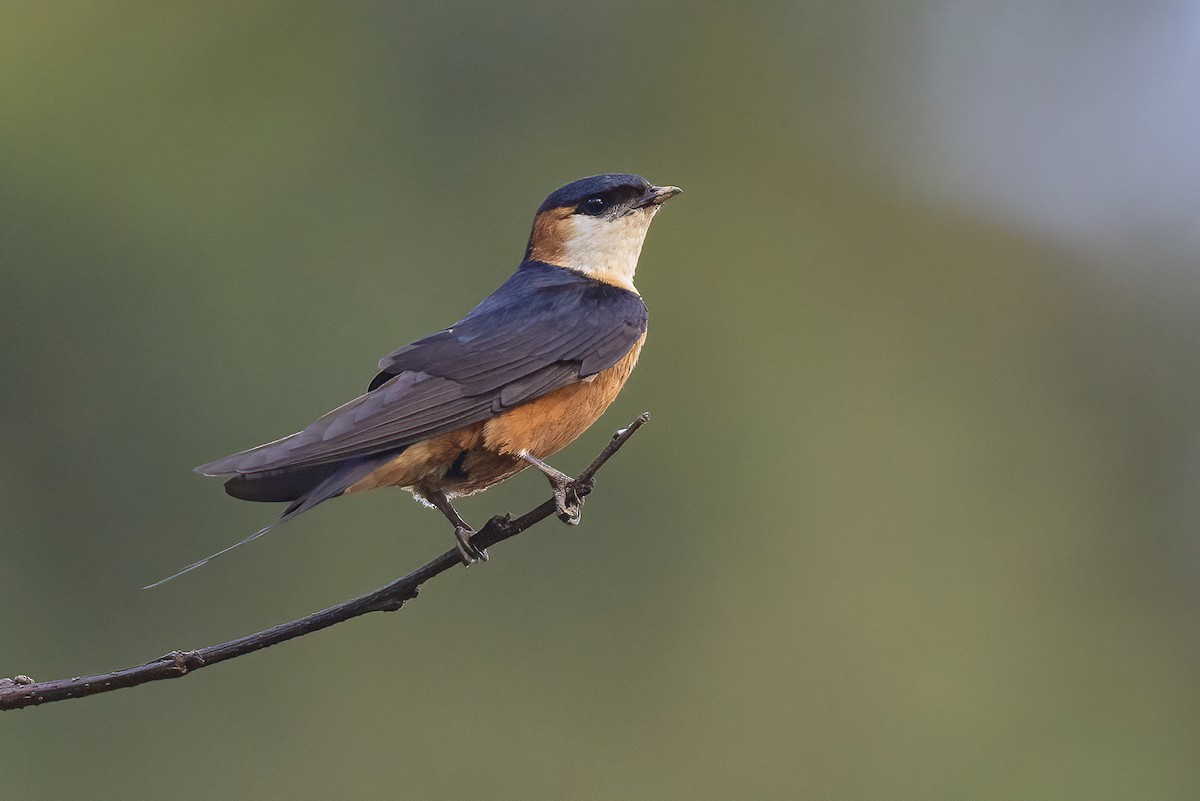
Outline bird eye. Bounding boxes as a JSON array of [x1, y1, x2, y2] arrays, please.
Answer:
[[580, 196, 607, 216]]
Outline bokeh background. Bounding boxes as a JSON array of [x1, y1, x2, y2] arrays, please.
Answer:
[[4, 2, 1200, 798]]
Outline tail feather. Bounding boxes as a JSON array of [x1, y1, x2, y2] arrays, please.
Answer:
[[142, 518, 285, 589], [223, 462, 347, 503], [147, 454, 394, 589]]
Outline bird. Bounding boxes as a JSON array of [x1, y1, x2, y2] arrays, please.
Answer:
[[146, 173, 680, 587]]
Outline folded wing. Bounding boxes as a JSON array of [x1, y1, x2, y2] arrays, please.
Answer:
[[197, 262, 648, 476]]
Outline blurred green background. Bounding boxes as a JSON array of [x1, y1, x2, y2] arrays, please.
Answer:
[[4, 2, 1200, 798]]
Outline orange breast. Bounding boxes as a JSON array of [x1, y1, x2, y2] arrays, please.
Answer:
[[482, 332, 645, 458]]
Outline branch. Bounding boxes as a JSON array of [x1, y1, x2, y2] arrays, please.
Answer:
[[0, 413, 650, 711]]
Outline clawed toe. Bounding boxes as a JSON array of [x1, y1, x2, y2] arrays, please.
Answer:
[[553, 483, 584, 525], [453, 525, 488, 565], [520, 452, 588, 526], [423, 489, 488, 565]]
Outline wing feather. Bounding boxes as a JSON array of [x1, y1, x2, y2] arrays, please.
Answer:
[[198, 262, 647, 476]]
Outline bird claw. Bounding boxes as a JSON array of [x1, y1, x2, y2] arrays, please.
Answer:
[[553, 482, 584, 525], [518, 452, 588, 525], [453, 525, 488, 565]]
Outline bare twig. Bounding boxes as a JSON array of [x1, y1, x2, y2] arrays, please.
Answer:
[[0, 413, 650, 711]]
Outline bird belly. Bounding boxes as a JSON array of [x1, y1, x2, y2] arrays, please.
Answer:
[[482, 332, 644, 459], [344, 333, 644, 499]]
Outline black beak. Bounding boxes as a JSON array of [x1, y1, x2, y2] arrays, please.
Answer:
[[633, 184, 683, 208]]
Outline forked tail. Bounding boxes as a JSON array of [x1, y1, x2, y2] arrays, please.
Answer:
[[144, 455, 392, 589]]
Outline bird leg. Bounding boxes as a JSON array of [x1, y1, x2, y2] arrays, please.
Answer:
[[520, 452, 584, 525], [422, 489, 487, 565]]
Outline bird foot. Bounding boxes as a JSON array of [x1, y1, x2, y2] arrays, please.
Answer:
[[453, 525, 488, 565], [551, 479, 585, 525], [520, 451, 588, 525]]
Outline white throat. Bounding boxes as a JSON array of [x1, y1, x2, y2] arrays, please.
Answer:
[[559, 207, 658, 292]]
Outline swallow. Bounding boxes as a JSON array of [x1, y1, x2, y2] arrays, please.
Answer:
[[148, 174, 680, 587]]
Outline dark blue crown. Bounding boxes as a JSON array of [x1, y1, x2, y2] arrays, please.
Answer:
[[537, 174, 651, 213]]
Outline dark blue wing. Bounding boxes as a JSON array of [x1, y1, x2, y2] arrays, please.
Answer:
[[198, 262, 647, 475]]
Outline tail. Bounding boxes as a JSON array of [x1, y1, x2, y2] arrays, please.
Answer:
[[144, 455, 393, 589], [222, 462, 348, 503]]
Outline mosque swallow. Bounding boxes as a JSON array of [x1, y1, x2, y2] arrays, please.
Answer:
[[148, 174, 680, 586]]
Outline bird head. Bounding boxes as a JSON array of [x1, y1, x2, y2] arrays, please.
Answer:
[[525, 174, 681, 291]]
